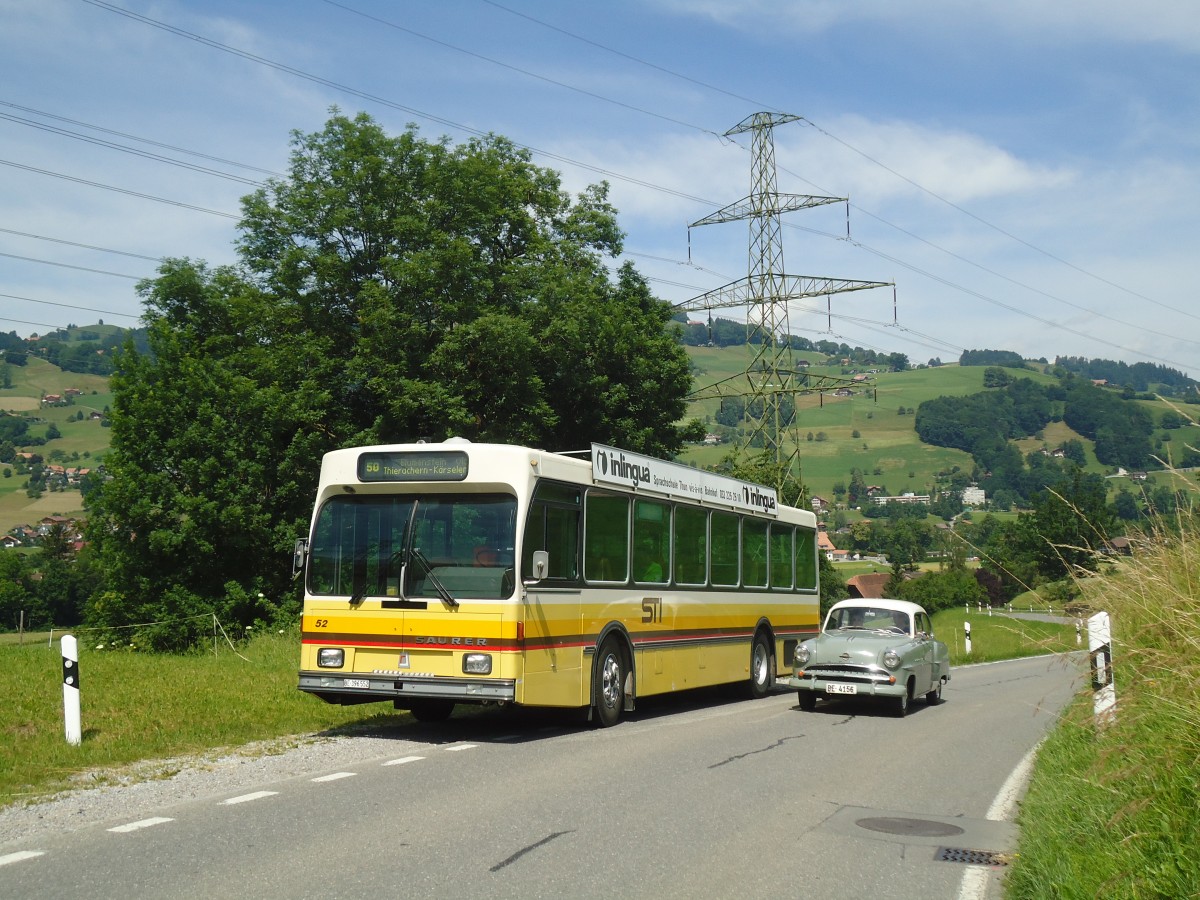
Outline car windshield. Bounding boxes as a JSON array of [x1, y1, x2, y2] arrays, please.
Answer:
[[826, 606, 909, 634]]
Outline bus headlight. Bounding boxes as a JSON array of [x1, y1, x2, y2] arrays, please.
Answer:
[[317, 648, 345, 668], [463, 653, 492, 675]]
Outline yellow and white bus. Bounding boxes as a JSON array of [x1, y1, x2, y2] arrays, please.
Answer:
[[297, 439, 819, 726]]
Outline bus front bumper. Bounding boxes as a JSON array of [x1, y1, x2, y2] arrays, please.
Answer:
[[299, 671, 517, 705]]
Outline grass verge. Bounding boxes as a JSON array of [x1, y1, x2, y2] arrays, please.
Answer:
[[1005, 520, 1200, 898], [933, 607, 1077, 666], [0, 628, 394, 808]]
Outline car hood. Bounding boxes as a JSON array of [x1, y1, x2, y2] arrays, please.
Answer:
[[804, 632, 909, 665]]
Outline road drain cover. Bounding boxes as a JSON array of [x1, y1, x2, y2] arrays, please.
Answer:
[[855, 816, 966, 838], [936, 847, 1012, 867]]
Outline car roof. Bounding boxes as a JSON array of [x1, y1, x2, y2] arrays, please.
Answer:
[[829, 598, 928, 616]]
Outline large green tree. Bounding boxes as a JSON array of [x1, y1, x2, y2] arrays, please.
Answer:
[[87, 112, 697, 644]]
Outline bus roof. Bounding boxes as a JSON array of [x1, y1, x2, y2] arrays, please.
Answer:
[[319, 439, 815, 524]]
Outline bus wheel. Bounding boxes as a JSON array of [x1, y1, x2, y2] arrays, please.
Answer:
[[594, 638, 625, 728], [747, 632, 773, 699], [407, 700, 455, 722]]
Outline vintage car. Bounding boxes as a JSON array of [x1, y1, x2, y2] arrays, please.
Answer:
[[791, 598, 950, 717]]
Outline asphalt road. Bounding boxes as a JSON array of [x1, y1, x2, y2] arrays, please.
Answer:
[[0, 653, 1082, 900]]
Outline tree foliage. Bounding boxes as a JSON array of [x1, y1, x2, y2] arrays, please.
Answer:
[[86, 112, 696, 644]]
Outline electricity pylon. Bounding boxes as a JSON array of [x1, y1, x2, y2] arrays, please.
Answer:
[[680, 112, 892, 485]]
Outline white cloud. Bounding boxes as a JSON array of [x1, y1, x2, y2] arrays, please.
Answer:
[[650, 0, 1200, 53]]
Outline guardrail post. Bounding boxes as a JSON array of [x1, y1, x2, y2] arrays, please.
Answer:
[[61, 635, 81, 746]]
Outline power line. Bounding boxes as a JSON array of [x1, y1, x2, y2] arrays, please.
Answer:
[[45, 2, 1200, 370], [77, 0, 716, 206], [0, 158, 241, 219], [471, 2, 1199, 337], [320, 0, 718, 137], [0, 228, 163, 262], [0, 111, 264, 186], [0, 251, 144, 280], [0, 100, 284, 177], [0, 292, 141, 320]]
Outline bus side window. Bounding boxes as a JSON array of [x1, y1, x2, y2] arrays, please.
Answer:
[[795, 527, 817, 590], [770, 524, 793, 589], [633, 498, 669, 584], [742, 519, 768, 588], [710, 511, 739, 587], [674, 505, 707, 585], [585, 492, 629, 582]]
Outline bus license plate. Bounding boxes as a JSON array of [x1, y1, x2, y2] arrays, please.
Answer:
[[826, 683, 857, 695], [344, 678, 370, 689]]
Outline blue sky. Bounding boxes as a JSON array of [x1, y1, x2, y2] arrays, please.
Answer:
[[3, 0, 1199, 374]]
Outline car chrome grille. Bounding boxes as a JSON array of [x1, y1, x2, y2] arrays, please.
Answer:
[[802, 665, 890, 684]]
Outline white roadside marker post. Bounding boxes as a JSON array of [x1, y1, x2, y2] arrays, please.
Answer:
[[1088, 611, 1116, 726], [964, 620, 972, 655], [61, 634, 82, 746]]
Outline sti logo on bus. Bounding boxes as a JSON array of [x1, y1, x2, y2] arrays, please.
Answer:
[[743, 484, 777, 513], [597, 449, 651, 488]]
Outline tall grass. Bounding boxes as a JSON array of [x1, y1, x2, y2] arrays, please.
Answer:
[[1006, 515, 1200, 898]]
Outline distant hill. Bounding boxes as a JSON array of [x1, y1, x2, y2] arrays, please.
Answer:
[[12, 322, 146, 377], [1, 341, 114, 534], [4, 321, 1194, 533], [679, 343, 1198, 510]]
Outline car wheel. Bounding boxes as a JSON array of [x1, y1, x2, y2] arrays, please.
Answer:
[[748, 632, 773, 699], [925, 678, 943, 705], [594, 638, 625, 728], [894, 684, 910, 718], [407, 700, 454, 722], [797, 692, 816, 711]]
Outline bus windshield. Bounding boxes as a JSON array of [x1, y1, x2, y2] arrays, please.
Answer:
[[308, 493, 517, 601]]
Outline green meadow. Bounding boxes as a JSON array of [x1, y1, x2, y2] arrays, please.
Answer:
[[1, 355, 113, 533]]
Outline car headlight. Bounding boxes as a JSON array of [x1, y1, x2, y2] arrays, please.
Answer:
[[882, 649, 901, 670], [795, 644, 811, 666], [462, 653, 492, 675], [317, 647, 344, 668]]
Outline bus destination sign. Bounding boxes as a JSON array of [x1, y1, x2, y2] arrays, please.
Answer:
[[358, 451, 469, 482], [591, 444, 778, 516]]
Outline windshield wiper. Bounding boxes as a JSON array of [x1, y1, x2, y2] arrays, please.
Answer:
[[396, 501, 458, 609], [410, 546, 458, 609]]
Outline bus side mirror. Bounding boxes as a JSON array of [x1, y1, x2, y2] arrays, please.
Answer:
[[293, 538, 309, 577], [525, 550, 548, 584]]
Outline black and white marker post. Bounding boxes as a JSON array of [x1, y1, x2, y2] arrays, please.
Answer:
[[1088, 611, 1116, 726], [61, 634, 81, 746]]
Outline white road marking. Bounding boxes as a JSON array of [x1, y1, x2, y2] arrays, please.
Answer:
[[958, 740, 1045, 900], [222, 790, 279, 805], [383, 755, 425, 766], [312, 772, 356, 783], [108, 817, 174, 833], [445, 744, 477, 752], [0, 851, 45, 867]]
